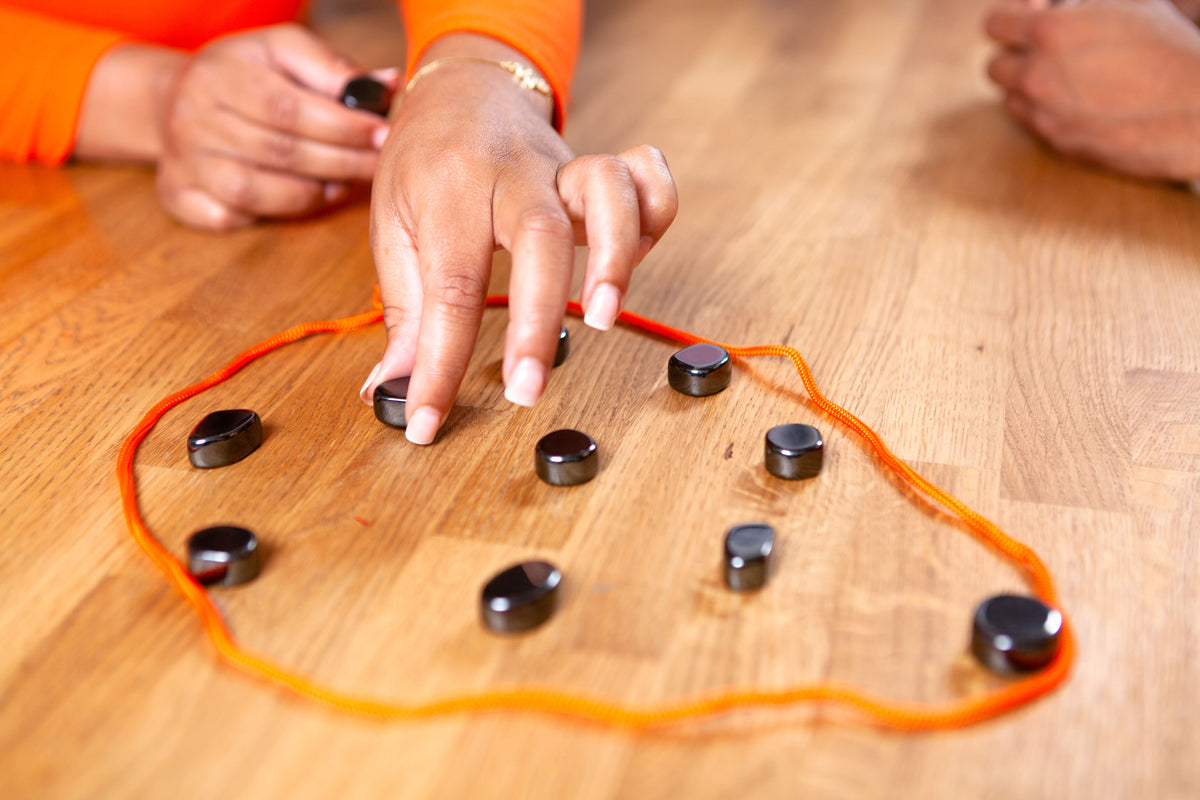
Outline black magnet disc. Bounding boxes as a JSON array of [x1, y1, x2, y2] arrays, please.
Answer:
[[187, 409, 263, 469], [535, 429, 598, 486], [724, 523, 775, 591], [971, 594, 1064, 673], [340, 75, 393, 116], [668, 343, 732, 397], [554, 325, 570, 368], [373, 377, 410, 429], [187, 526, 261, 587], [764, 423, 824, 480], [481, 560, 562, 633]]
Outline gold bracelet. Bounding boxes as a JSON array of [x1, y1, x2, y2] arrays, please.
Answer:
[[405, 57, 553, 99]]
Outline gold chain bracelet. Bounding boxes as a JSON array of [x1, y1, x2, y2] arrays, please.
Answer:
[[405, 57, 553, 99]]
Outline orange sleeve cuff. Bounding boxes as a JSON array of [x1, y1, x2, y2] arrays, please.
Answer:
[[0, 6, 128, 165], [400, 0, 581, 130]]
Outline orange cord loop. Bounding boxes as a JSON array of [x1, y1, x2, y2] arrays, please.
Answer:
[[117, 296, 1074, 730]]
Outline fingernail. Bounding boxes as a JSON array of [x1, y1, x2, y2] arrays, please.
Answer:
[[325, 182, 349, 203], [405, 407, 441, 445], [358, 362, 382, 405], [372, 67, 401, 83], [372, 126, 389, 149], [584, 283, 622, 331], [504, 357, 547, 407]]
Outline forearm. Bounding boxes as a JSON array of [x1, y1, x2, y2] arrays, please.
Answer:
[[74, 43, 187, 164], [399, 0, 581, 129]]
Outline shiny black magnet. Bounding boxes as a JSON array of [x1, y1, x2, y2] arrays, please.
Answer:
[[340, 75, 393, 116], [535, 429, 598, 486], [554, 325, 570, 368], [724, 523, 775, 591], [481, 560, 562, 633], [187, 526, 261, 587], [668, 343, 732, 397], [187, 409, 263, 469], [373, 377, 410, 429], [971, 594, 1063, 674], [764, 423, 824, 480]]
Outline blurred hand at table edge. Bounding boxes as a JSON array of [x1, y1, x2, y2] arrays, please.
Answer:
[[74, 23, 392, 231], [983, 0, 1200, 183], [363, 32, 678, 446]]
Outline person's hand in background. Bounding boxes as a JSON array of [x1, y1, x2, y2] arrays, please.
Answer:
[[984, 0, 1200, 182], [364, 34, 678, 445], [75, 23, 394, 230]]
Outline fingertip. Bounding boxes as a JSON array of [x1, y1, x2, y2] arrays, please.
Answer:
[[583, 282, 622, 331], [404, 406, 441, 445], [504, 357, 547, 407], [358, 361, 383, 405]]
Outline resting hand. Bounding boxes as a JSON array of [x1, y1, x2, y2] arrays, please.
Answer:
[[984, 0, 1200, 181], [156, 24, 392, 230], [364, 35, 678, 445]]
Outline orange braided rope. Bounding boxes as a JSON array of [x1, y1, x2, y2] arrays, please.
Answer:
[[117, 296, 1074, 730]]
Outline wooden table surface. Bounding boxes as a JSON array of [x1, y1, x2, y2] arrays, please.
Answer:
[[3, 0, 1198, 797]]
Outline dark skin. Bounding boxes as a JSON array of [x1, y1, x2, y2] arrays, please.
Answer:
[[984, 0, 1200, 182], [74, 25, 679, 445], [368, 34, 677, 444]]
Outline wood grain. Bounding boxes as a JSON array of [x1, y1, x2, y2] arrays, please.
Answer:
[[2, 0, 1198, 797]]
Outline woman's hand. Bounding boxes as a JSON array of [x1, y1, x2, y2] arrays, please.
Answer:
[[364, 35, 678, 445], [984, 0, 1200, 182], [76, 24, 394, 231]]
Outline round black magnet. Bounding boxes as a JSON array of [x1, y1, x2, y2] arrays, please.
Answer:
[[481, 560, 562, 633], [535, 429, 598, 486], [971, 594, 1063, 674], [373, 377, 410, 429], [668, 343, 732, 397], [187, 526, 261, 587], [764, 423, 824, 480], [724, 523, 775, 591], [554, 325, 570, 368], [340, 75, 393, 116], [187, 409, 263, 469]]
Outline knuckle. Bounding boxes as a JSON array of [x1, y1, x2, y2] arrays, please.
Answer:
[[1028, 16, 1063, 50], [643, 188, 679, 228], [261, 131, 299, 168], [381, 303, 411, 336], [631, 144, 669, 169], [515, 205, 573, 240], [263, 89, 300, 127], [432, 269, 488, 315], [1020, 63, 1054, 102]]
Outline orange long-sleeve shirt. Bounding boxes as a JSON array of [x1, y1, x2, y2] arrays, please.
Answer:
[[0, 0, 580, 165]]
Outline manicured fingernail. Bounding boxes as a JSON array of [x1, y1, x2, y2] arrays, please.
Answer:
[[358, 362, 382, 405], [325, 182, 349, 203], [372, 126, 389, 148], [405, 407, 440, 445], [372, 67, 401, 83], [504, 357, 547, 407], [584, 283, 622, 331]]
